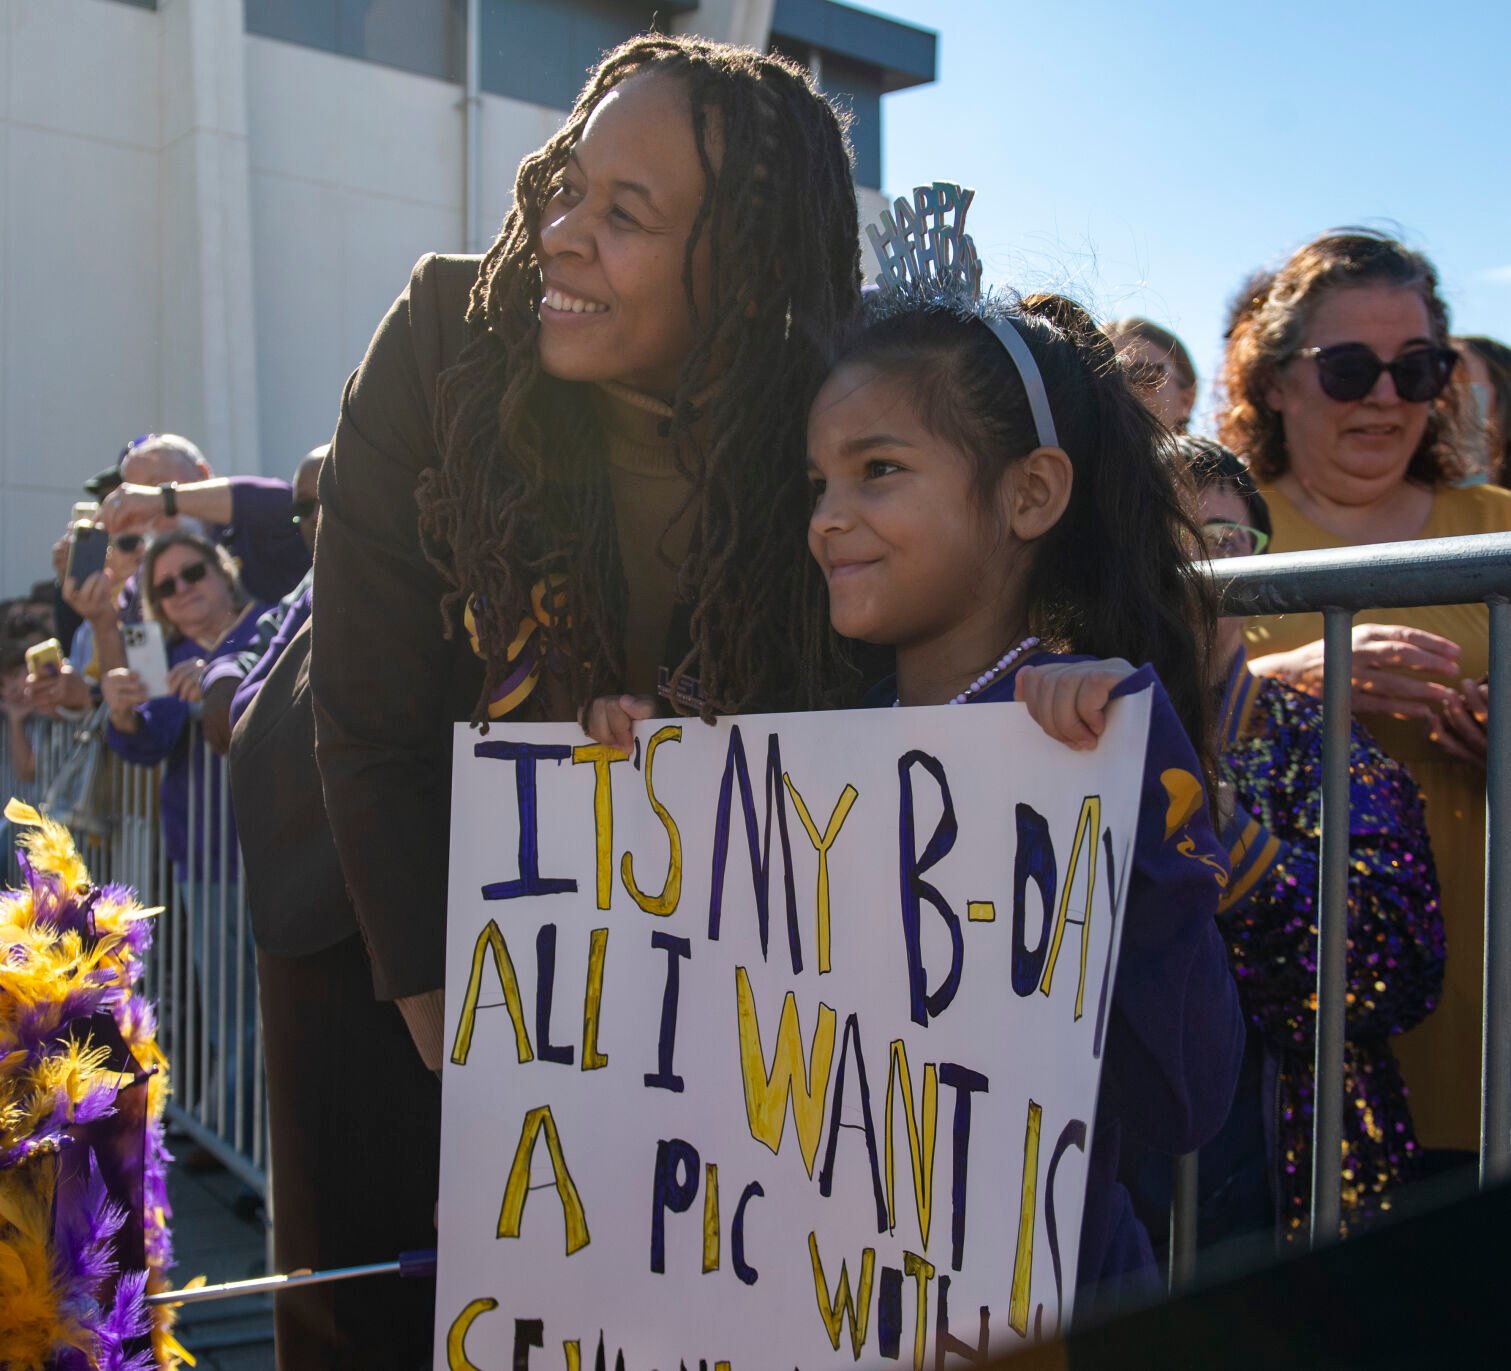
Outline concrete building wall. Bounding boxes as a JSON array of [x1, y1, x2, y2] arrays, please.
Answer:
[[0, 0, 567, 593], [247, 33, 465, 472], [2, 0, 164, 591], [1, 0, 925, 595]]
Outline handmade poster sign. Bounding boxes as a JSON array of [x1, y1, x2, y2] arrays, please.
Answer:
[[435, 691, 1152, 1370]]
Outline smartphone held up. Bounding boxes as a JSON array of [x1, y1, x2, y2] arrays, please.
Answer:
[[66, 520, 110, 587], [24, 638, 63, 679], [122, 621, 172, 700]]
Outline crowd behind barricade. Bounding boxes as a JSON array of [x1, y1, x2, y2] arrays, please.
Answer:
[[5, 443, 303, 837], [3, 34, 1511, 1370]]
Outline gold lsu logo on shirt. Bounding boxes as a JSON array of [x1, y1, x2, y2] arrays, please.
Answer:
[[1162, 767, 1230, 889]]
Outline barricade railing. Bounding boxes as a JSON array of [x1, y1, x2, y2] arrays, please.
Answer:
[[8, 532, 1510, 1304], [1, 710, 268, 1200], [1166, 529, 1511, 1285]]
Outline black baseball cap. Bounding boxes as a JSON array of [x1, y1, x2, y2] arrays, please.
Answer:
[[83, 466, 122, 498], [84, 433, 161, 498]]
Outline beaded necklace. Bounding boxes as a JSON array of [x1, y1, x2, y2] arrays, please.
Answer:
[[893, 636, 1041, 707]]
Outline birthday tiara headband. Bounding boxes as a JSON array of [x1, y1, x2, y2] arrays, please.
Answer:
[[865, 182, 1060, 449]]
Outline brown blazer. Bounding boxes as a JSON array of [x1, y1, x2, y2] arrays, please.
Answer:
[[310, 254, 486, 1000]]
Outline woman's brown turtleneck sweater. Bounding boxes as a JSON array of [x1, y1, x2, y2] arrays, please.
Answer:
[[593, 378, 702, 698]]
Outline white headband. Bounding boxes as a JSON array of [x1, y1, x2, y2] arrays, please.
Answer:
[[985, 318, 1060, 450], [865, 183, 1060, 450]]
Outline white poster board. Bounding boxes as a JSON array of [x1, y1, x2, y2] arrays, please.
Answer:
[[436, 692, 1152, 1369]]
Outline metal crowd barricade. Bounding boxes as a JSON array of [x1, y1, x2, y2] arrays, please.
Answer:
[[1165, 529, 1511, 1286], [7, 533, 1511, 1305], [0, 710, 268, 1199]]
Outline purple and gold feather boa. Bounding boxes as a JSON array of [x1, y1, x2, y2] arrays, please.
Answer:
[[1, 800, 190, 1369]]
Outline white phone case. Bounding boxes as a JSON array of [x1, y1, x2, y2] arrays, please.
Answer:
[[122, 621, 173, 700]]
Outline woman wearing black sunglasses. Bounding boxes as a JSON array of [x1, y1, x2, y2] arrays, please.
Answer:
[[1219, 228, 1511, 1170], [102, 531, 269, 884]]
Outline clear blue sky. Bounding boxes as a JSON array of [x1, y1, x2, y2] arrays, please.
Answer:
[[876, 0, 1510, 430]]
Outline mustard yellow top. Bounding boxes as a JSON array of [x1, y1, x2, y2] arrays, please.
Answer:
[[1245, 480, 1511, 1150]]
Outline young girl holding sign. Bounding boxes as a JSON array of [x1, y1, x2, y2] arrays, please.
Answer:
[[801, 286, 1245, 1303], [590, 283, 1245, 1307]]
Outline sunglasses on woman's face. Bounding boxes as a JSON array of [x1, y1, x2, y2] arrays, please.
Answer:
[[113, 533, 143, 555], [1294, 342, 1458, 405], [153, 560, 211, 600], [1202, 520, 1269, 559]]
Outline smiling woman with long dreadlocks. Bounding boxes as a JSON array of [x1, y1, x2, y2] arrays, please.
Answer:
[[316, 29, 858, 1046], [296, 36, 861, 1353]]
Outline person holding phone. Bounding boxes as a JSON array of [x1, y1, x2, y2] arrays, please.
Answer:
[[34, 515, 146, 717], [104, 530, 268, 1133], [65, 519, 111, 588], [52, 456, 151, 655], [96, 433, 310, 604], [103, 532, 266, 885]]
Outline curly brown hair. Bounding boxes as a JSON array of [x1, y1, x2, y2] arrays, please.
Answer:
[[414, 34, 861, 723], [1218, 229, 1466, 484]]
